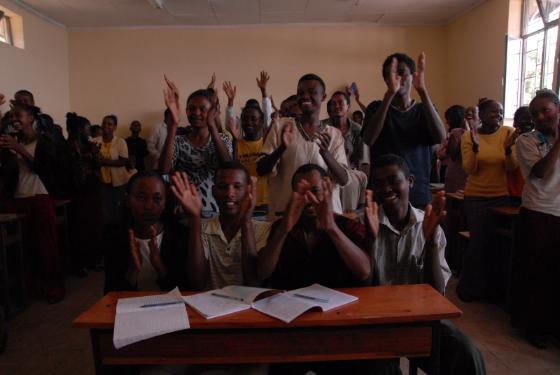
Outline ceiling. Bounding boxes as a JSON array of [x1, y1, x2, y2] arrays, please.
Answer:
[[13, 0, 486, 28]]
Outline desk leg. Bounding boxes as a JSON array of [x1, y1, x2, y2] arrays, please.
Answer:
[[90, 330, 105, 375], [430, 321, 441, 375]]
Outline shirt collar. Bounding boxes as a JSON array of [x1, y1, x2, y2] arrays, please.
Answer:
[[378, 203, 424, 235], [203, 216, 241, 244]]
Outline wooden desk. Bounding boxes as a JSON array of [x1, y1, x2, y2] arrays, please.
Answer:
[[74, 284, 461, 375]]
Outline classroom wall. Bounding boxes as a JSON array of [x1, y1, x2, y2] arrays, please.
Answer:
[[68, 25, 447, 137], [445, 0, 510, 110], [0, 0, 70, 126]]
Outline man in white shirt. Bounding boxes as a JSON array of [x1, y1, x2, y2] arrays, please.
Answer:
[[146, 109, 173, 170]]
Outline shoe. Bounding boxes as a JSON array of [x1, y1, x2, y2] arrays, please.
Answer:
[[456, 286, 474, 303], [527, 331, 548, 349]]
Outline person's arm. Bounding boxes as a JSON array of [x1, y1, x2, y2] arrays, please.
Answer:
[[256, 121, 294, 176], [528, 135, 560, 179], [257, 71, 272, 128], [208, 117, 232, 162], [317, 130, 349, 185], [461, 130, 478, 174], [446, 129, 462, 160], [170, 172, 207, 290], [412, 53, 446, 144], [316, 179, 370, 281], [421, 192, 448, 294], [237, 177, 259, 286], [223, 81, 237, 131], [353, 86, 368, 113], [159, 76, 181, 173], [362, 58, 400, 145], [503, 128, 519, 172]]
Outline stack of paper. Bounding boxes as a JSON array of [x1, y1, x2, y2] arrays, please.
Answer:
[[113, 288, 189, 349]]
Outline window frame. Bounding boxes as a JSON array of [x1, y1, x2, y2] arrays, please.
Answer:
[[0, 14, 13, 46]]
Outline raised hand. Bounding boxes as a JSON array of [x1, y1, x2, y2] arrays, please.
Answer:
[[238, 176, 257, 225], [128, 229, 142, 271], [284, 179, 311, 232], [387, 57, 402, 95], [504, 128, 520, 151], [412, 52, 426, 93], [222, 81, 236, 106], [315, 178, 336, 231], [207, 72, 216, 90], [364, 190, 379, 238], [256, 71, 270, 97], [163, 75, 180, 126], [281, 121, 295, 148], [422, 191, 446, 242], [170, 171, 202, 217]]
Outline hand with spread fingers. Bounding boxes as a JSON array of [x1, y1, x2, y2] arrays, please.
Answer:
[[422, 191, 446, 242], [222, 81, 236, 107], [386, 57, 402, 95], [314, 178, 336, 232], [316, 131, 331, 154], [412, 52, 427, 93], [364, 189, 380, 238], [281, 121, 295, 148], [504, 128, 520, 152], [256, 71, 270, 97], [163, 75, 180, 127], [170, 171, 203, 218], [284, 179, 312, 232]]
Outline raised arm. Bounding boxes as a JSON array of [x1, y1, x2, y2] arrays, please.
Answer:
[[348, 85, 368, 113], [170, 172, 207, 290], [316, 131, 349, 185], [529, 135, 560, 179], [159, 75, 181, 173], [256, 121, 294, 176], [257, 71, 272, 127], [207, 105, 233, 162], [362, 58, 400, 145]]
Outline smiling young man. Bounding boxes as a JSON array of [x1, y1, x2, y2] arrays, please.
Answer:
[[171, 161, 270, 290], [365, 154, 485, 375], [257, 74, 350, 219], [362, 52, 446, 208]]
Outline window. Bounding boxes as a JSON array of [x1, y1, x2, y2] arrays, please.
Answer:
[[504, 0, 560, 119], [0, 14, 13, 45]]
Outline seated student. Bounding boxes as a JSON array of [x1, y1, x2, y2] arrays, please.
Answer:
[[507, 106, 534, 205], [159, 78, 233, 218], [366, 154, 486, 375], [511, 89, 560, 349], [0, 103, 65, 304], [171, 161, 271, 290], [362, 52, 446, 208], [104, 171, 189, 293], [257, 74, 350, 220]]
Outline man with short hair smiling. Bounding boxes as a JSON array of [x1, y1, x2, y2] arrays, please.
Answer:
[[257, 74, 350, 219]]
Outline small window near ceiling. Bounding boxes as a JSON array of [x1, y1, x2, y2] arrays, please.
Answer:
[[0, 15, 13, 46], [504, 0, 560, 119]]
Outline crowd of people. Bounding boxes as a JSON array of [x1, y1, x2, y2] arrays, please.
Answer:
[[1, 50, 559, 373]]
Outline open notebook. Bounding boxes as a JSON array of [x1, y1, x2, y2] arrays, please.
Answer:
[[185, 284, 357, 323], [113, 288, 190, 349]]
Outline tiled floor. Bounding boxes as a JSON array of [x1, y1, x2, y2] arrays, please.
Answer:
[[0, 273, 558, 374]]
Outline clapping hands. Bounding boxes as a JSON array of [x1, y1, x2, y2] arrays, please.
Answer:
[[422, 191, 446, 242]]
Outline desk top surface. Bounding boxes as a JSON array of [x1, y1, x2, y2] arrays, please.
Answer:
[[73, 284, 462, 330]]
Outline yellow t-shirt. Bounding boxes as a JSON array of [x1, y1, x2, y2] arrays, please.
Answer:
[[461, 126, 518, 197], [237, 138, 268, 206], [99, 141, 112, 184]]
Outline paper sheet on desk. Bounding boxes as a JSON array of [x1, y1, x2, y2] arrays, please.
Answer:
[[113, 287, 189, 349]]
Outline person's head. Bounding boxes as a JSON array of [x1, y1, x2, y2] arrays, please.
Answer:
[[11, 103, 40, 134], [513, 106, 534, 134], [352, 110, 364, 124], [241, 106, 264, 140], [291, 164, 328, 220], [130, 120, 142, 136], [297, 74, 327, 115], [382, 53, 416, 96], [478, 99, 503, 129], [244, 99, 260, 110], [370, 154, 414, 214], [329, 91, 350, 119], [13, 90, 35, 106], [126, 172, 166, 229], [66, 112, 91, 140], [90, 125, 102, 138], [529, 89, 560, 133], [186, 89, 213, 129], [213, 161, 251, 217], [163, 109, 173, 126], [280, 95, 298, 117], [444, 105, 466, 130], [101, 114, 118, 138]]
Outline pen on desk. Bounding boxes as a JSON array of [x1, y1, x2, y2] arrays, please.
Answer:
[[211, 293, 244, 302], [140, 301, 184, 308], [293, 293, 329, 303]]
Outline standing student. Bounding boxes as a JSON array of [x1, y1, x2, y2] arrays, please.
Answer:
[[257, 74, 349, 219], [159, 78, 233, 218], [511, 89, 560, 349], [366, 154, 485, 375], [362, 52, 446, 207], [456, 99, 518, 302], [0, 103, 65, 304], [126, 120, 148, 172], [147, 109, 174, 171]]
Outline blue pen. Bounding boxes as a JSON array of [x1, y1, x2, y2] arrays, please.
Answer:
[[140, 301, 183, 308]]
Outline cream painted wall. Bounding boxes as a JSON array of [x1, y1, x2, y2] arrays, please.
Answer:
[[445, 0, 510, 111], [68, 25, 447, 137], [0, 0, 69, 125]]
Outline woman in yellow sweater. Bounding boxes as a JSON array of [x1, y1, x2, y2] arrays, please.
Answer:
[[456, 99, 518, 302]]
